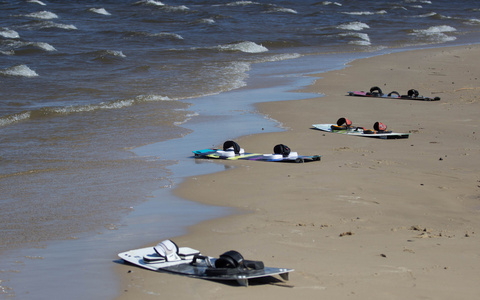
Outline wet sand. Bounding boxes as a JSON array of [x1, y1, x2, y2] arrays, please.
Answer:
[[115, 44, 480, 299]]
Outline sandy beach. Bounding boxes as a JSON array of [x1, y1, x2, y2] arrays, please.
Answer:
[[115, 44, 480, 299]]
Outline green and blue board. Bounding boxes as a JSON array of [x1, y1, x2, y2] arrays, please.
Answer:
[[193, 149, 321, 163]]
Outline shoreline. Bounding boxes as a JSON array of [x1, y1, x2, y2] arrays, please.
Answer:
[[115, 44, 480, 299]]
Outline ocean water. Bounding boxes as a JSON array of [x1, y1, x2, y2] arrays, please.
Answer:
[[1, 0, 479, 298]]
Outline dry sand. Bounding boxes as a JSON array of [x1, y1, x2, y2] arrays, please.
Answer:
[[115, 45, 480, 299]]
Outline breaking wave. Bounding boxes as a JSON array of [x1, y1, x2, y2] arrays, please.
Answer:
[[88, 8, 111, 16], [217, 41, 268, 53], [163, 5, 189, 12], [341, 10, 386, 16], [134, 0, 165, 6], [258, 53, 302, 63], [32, 42, 56, 51], [0, 65, 39, 77], [340, 32, 371, 46], [197, 18, 215, 24], [410, 25, 457, 43], [24, 11, 58, 20], [125, 31, 183, 40], [337, 21, 370, 31], [0, 112, 31, 127], [321, 1, 342, 6], [26, 0, 46, 5], [45, 95, 172, 115], [151, 32, 183, 40], [0, 40, 56, 53], [465, 18, 480, 25], [266, 6, 297, 14], [174, 112, 199, 126], [225, 1, 261, 7], [0, 28, 20, 39], [23, 20, 78, 30], [92, 50, 126, 61], [0, 94, 174, 127]]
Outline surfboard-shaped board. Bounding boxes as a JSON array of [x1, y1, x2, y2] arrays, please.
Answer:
[[348, 90, 397, 98], [398, 94, 440, 101], [312, 124, 410, 139], [118, 246, 294, 286], [193, 149, 321, 163], [347, 90, 440, 101]]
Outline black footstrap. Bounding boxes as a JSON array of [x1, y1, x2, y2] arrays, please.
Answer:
[[205, 259, 264, 276]]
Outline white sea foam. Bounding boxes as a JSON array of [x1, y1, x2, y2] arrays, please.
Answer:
[[465, 18, 480, 25], [226, 1, 260, 6], [321, 1, 342, 6], [0, 39, 21, 48], [417, 12, 437, 18], [0, 65, 39, 77], [0, 112, 32, 127], [33, 42, 57, 51], [154, 32, 183, 40], [258, 53, 302, 63], [198, 18, 215, 24], [112, 50, 126, 57], [165, 5, 189, 12], [52, 94, 174, 115], [221, 61, 250, 89], [135, 0, 165, 6], [88, 8, 111, 16], [392, 5, 408, 10], [0, 50, 15, 55], [100, 50, 126, 58], [174, 112, 199, 126], [25, 11, 58, 19], [337, 22, 370, 31], [340, 32, 371, 46], [0, 40, 55, 52], [99, 100, 135, 110], [35, 21, 78, 30], [406, 0, 432, 3], [27, 0, 46, 5], [343, 10, 388, 15], [349, 40, 371, 46], [0, 28, 20, 39], [218, 41, 268, 53], [135, 95, 171, 102], [415, 25, 457, 34], [132, 31, 183, 39], [53, 99, 135, 114], [342, 11, 375, 16], [267, 7, 298, 14], [411, 25, 457, 42]]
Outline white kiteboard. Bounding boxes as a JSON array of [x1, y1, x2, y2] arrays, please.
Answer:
[[312, 123, 410, 139], [118, 240, 294, 287]]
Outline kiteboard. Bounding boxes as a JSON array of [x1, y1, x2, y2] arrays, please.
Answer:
[[118, 240, 294, 287], [193, 141, 321, 163], [312, 123, 410, 139], [348, 86, 440, 101]]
